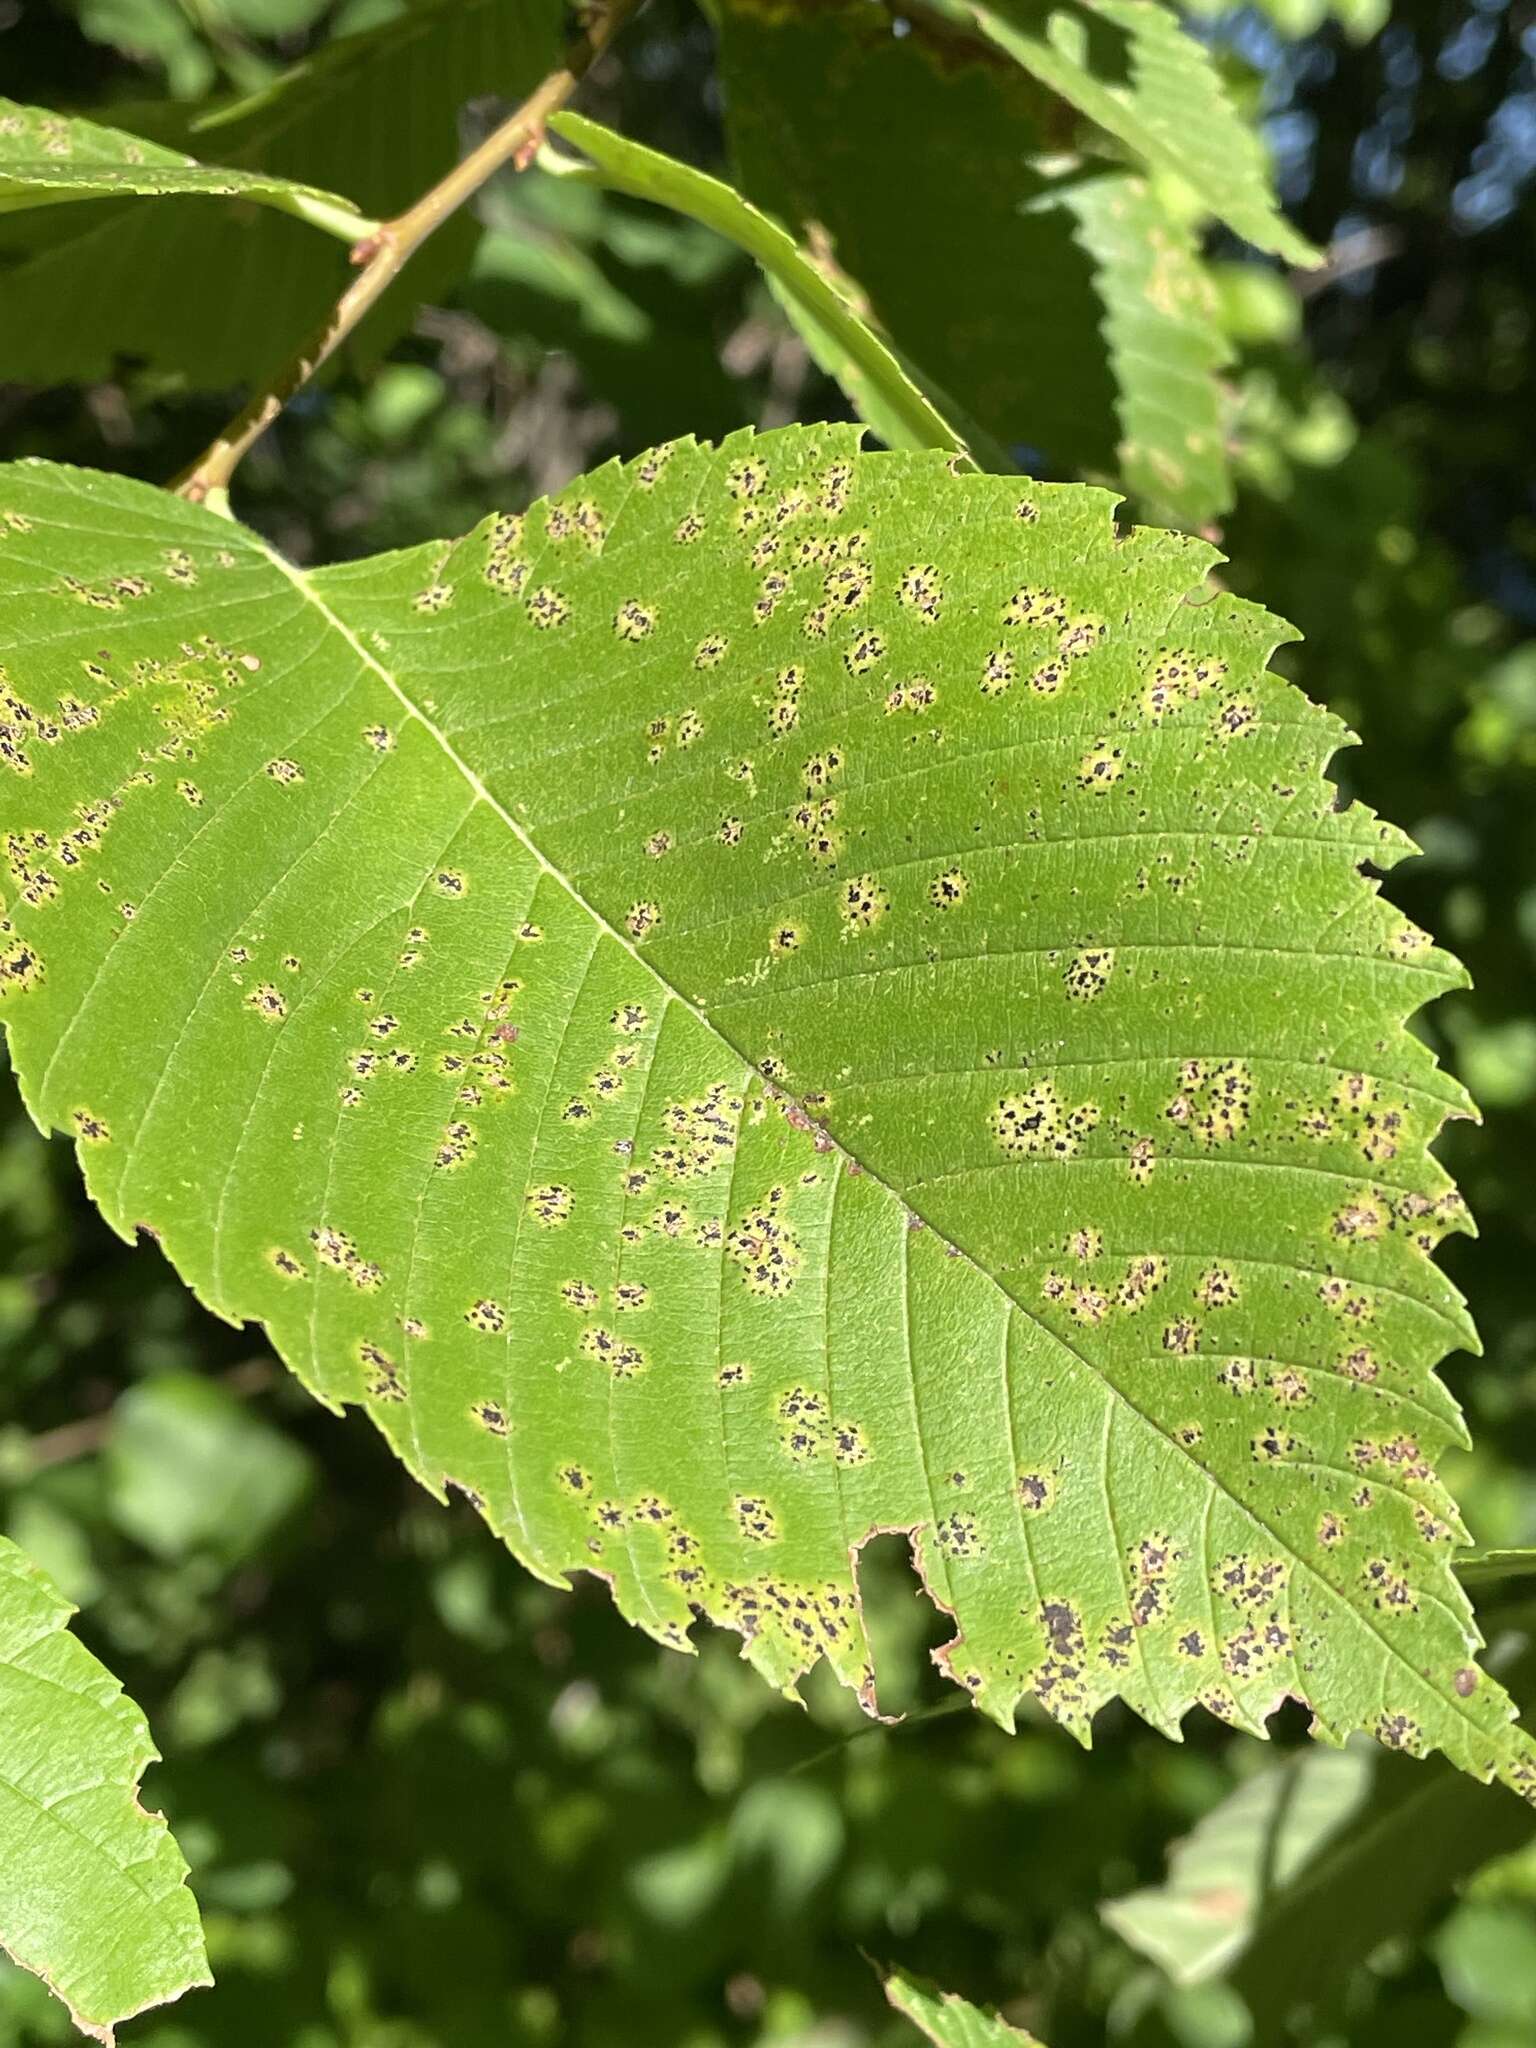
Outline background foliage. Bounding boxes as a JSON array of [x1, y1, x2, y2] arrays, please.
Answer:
[[1, 0, 1534, 2041]]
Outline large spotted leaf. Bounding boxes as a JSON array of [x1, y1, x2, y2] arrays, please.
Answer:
[[0, 1537, 208, 2042], [0, 432, 1527, 1793]]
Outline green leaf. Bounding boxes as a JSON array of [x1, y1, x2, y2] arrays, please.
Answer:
[[1104, 1697, 1536, 2037], [0, 1535, 209, 2043], [885, 1966, 1044, 2045], [0, 96, 374, 240], [0, 0, 563, 387], [1181, 0, 1390, 45], [105, 1371, 313, 1565], [1457, 1550, 1536, 1599], [1051, 170, 1232, 522], [957, 0, 1321, 266], [717, 4, 1234, 523], [543, 112, 983, 465], [0, 431, 1527, 1793]]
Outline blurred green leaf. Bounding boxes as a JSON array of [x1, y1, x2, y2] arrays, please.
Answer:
[[1104, 1672, 1536, 2042], [955, 0, 1319, 265], [717, 0, 1234, 518], [0, 95, 373, 239], [884, 1966, 1044, 2044], [105, 1374, 312, 1566], [545, 110, 992, 465], [0, 1535, 209, 2042], [0, 0, 564, 387]]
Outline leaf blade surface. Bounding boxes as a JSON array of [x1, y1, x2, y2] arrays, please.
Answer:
[[0, 1536, 209, 2044], [0, 437, 1525, 1790]]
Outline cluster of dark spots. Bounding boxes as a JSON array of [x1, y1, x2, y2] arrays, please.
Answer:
[[1017, 1470, 1056, 1512], [1332, 1193, 1386, 1243], [1214, 697, 1258, 742], [884, 678, 938, 714], [483, 512, 529, 597], [1221, 1612, 1292, 1683], [434, 1120, 476, 1170], [897, 563, 943, 620], [979, 647, 1016, 698], [613, 597, 656, 643], [840, 873, 888, 930], [1077, 743, 1124, 792], [464, 1298, 506, 1334], [726, 455, 768, 500], [1127, 1136, 1156, 1185], [992, 1081, 1099, 1160], [1057, 615, 1106, 661], [1251, 1424, 1297, 1462], [1062, 948, 1114, 1001], [778, 1384, 829, 1461], [653, 1082, 741, 1180], [1195, 1266, 1239, 1310], [843, 629, 885, 677], [1317, 1510, 1346, 1546], [824, 560, 871, 614], [817, 462, 853, 514], [1362, 1557, 1419, 1614], [1139, 648, 1226, 723], [734, 1494, 779, 1542], [268, 1247, 306, 1280], [524, 582, 571, 630], [71, 1108, 110, 1143], [247, 983, 287, 1023], [308, 1224, 382, 1291], [1028, 1599, 1089, 1728], [936, 1513, 985, 1560], [1002, 585, 1065, 629], [579, 1327, 645, 1376], [358, 1341, 405, 1402], [727, 1194, 802, 1297], [526, 1183, 573, 1227], [717, 1362, 750, 1387], [1164, 1060, 1253, 1148], [1319, 1276, 1374, 1323], [1117, 1254, 1167, 1312], [787, 794, 843, 867], [1375, 1712, 1421, 1752], [928, 866, 967, 910], [1100, 1619, 1134, 1670]]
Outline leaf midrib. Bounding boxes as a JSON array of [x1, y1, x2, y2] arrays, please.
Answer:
[[258, 531, 1504, 1758]]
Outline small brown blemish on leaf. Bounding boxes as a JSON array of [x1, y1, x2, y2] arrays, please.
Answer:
[[527, 1183, 574, 1228]]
